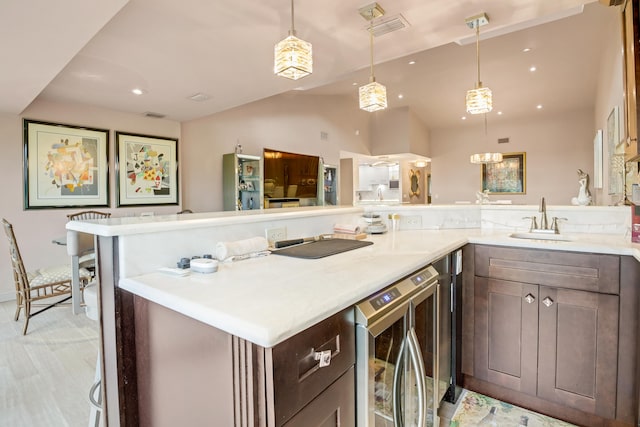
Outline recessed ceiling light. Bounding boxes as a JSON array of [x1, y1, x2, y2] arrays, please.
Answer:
[[497, 111, 503, 115], [131, 88, 145, 95], [537, 104, 543, 109], [461, 116, 467, 120], [523, 47, 532, 52], [352, 82, 358, 86], [529, 66, 537, 72], [408, 60, 416, 65], [398, 94, 404, 99]]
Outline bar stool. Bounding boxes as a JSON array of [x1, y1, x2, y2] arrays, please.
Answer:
[[84, 283, 103, 427]]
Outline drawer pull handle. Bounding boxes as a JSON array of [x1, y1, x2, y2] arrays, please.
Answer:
[[314, 350, 332, 367], [524, 294, 535, 304], [543, 297, 554, 307]]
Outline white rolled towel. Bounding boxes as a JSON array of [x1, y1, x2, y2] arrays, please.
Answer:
[[333, 223, 361, 234], [215, 236, 269, 261]]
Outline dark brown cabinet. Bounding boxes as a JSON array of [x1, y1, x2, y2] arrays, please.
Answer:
[[474, 277, 618, 419], [464, 244, 640, 427]]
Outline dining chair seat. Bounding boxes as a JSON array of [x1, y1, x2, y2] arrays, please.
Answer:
[[27, 265, 83, 287]]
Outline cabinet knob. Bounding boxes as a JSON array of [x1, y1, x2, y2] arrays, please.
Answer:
[[524, 293, 535, 304], [542, 297, 554, 307]]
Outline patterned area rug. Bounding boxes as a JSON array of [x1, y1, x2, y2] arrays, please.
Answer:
[[450, 390, 578, 427]]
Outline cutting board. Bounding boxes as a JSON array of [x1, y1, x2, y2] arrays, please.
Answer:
[[272, 238, 373, 259]]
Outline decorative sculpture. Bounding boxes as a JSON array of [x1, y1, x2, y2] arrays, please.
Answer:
[[571, 169, 592, 206], [409, 169, 421, 198]]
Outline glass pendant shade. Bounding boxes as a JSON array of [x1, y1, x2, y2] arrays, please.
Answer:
[[359, 80, 387, 112], [274, 33, 312, 80], [466, 85, 493, 114], [470, 152, 503, 164]]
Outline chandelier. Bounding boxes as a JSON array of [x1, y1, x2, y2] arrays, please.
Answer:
[[358, 3, 387, 112], [465, 13, 492, 114], [274, 0, 312, 80]]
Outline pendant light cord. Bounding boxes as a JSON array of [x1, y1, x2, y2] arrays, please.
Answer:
[[290, 0, 295, 35], [369, 16, 375, 82], [475, 24, 481, 86]]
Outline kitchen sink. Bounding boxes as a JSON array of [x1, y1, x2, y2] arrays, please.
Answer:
[[509, 232, 573, 242]]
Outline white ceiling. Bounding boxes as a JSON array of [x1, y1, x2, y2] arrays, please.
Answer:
[[3, 0, 613, 128]]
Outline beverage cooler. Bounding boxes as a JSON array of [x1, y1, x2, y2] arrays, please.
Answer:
[[355, 264, 440, 427], [222, 153, 263, 211], [355, 250, 463, 427]]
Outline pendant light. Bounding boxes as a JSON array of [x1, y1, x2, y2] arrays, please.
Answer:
[[274, 0, 312, 80], [470, 114, 503, 164], [359, 3, 387, 112], [465, 13, 492, 114]]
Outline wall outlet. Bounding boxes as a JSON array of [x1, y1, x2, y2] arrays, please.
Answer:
[[265, 227, 287, 245], [400, 215, 422, 230]]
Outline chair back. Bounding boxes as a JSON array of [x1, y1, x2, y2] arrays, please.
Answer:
[[2, 219, 29, 296], [67, 210, 111, 221]]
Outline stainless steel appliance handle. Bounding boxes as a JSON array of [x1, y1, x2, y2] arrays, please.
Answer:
[[393, 334, 406, 427], [408, 328, 426, 427]]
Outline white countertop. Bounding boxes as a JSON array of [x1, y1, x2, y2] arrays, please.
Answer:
[[119, 228, 640, 348]]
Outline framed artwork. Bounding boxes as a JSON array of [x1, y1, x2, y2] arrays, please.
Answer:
[[593, 129, 603, 189], [23, 119, 109, 209], [481, 152, 526, 194], [116, 132, 178, 206]]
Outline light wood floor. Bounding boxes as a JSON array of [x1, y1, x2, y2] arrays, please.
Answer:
[[0, 299, 99, 427]]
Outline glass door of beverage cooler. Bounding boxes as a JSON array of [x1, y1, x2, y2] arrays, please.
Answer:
[[356, 265, 439, 427]]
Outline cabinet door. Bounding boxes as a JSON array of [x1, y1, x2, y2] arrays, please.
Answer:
[[474, 277, 538, 395], [283, 367, 354, 427], [538, 286, 619, 419]]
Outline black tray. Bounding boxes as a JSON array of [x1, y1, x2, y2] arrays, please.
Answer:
[[271, 238, 373, 259]]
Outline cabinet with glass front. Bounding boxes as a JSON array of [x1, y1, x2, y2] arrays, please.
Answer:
[[223, 153, 263, 211]]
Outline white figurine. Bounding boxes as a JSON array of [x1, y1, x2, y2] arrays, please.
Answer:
[[571, 169, 592, 206], [476, 189, 490, 204]]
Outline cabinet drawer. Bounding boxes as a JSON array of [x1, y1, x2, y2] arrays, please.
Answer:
[[270, 307, 355, 425], [283, 367, 355, 427], [475, 245, 619, 294]]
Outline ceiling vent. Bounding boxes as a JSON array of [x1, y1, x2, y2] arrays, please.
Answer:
[[188, 92, 211, 102], [370, 14, 410, 37], [144, 112, 166, 119]]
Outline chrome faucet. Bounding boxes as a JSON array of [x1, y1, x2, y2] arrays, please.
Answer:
[[539, 197, 548, 230], [523, 196, 567, 234]]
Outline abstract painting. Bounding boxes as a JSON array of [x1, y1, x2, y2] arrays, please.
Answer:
[[23, 119, 109, 209], [116, 132, 178, 206]]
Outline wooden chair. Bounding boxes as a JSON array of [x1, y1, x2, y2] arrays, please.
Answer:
[[177, 209, 193, 214], [67, 210, 110, 277], [2, 218, 90, 335], [67, 210, 111, 221]]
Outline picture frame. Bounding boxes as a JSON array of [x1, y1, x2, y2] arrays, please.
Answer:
[[481, 152, 526, 194], [116, 132, 179, 206], [593, 129, 603, 189], [23, 119, 109, 209]]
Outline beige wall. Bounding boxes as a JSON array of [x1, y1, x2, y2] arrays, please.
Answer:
[[370, 106, 430, 157], [0, 101, 180, 300], [430, 109, 595, 205]]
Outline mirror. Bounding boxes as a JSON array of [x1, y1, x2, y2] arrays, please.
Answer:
[[313, 3, 623, 205], [263, 148, 320, 208]]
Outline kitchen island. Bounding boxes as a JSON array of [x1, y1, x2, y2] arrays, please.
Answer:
[[67, 204, 640, 426]]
